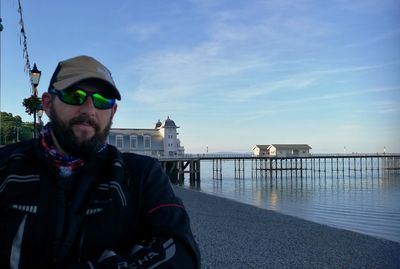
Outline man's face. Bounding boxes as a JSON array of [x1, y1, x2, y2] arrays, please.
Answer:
[[42, 81, 117, 158]]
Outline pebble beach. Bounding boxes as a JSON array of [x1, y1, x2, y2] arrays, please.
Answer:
[[174, 187, 400, 269]]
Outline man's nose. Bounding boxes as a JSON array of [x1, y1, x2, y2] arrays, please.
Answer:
[[79, 96, 96, 114]]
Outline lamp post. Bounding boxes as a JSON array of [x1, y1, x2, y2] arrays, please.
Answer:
[[30, 63, 41, 138], [37, 108, 44, 134]]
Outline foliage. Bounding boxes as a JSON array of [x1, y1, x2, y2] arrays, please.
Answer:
[[0, 112, 34, 145], [22, 95, 42, 115]]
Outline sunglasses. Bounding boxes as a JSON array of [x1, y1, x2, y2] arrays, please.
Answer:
[[49, 88, 116, 109]]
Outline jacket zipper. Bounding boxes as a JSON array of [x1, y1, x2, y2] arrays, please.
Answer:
[[10, 214, 28, 269]]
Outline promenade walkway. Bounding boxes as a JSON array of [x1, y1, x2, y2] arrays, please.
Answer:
[[174, 187, 400, 269]]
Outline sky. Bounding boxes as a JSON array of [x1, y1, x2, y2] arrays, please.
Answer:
[[1, 0, 399, 154]]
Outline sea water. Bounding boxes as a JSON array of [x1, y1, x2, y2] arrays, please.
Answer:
[[183, 159, 400, 243]]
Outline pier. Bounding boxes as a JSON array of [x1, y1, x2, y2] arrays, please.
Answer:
[[159, 154, 400, 184], [160, 157, 201, 185]]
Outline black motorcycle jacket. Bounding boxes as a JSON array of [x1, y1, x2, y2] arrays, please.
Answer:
[[0, 139, 200, 268]]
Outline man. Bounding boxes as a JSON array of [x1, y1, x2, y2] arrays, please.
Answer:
[[0, 55, 200, 268]]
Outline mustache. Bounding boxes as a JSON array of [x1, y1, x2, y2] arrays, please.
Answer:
[[69, 116, 99, 130]]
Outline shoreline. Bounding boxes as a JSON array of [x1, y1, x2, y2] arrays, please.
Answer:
[[174, 186, 400, 268]]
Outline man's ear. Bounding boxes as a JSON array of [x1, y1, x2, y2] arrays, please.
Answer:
[[109, 103, 118, 120], [41, 93, 52, 117]]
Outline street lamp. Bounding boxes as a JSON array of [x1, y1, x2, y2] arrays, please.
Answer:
[[31, 63, 41, 94], [30, 63, 41, 138], [37, 108, 44, 133]]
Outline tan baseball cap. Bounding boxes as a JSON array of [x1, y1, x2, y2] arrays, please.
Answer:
[[48, 55, 121, 100]]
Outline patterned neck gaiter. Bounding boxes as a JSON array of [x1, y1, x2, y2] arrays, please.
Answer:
[[40, 123, 85, 177]]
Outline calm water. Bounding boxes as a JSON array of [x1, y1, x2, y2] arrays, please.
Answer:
[[183, 160, 400, 243]]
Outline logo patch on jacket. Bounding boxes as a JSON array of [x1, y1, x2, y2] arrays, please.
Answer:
[[86, 208, 104, 216], [10, 204, 38, 214]]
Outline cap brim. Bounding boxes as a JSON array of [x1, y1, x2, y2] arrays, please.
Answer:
[[52, 74, 121, 100]]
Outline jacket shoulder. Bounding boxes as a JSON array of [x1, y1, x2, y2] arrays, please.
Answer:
[[0, 140, 36, 167], [121, 152, 161, 174]]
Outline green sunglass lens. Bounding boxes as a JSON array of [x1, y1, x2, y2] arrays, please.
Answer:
[[62, 89, 87, 105], [92, 93, 115, 109]]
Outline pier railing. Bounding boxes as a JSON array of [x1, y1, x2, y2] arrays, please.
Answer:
[[159, 153, 400, 160]]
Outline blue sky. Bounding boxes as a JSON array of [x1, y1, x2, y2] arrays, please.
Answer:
[[1, 0, 399, 153]]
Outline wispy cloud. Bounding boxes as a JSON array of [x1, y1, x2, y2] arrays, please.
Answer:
[[126, 0, 393, 108], [221, 62, 398, 103], [128, 39, 399, 108], [371, 100, 400, 114], [338, 123, 362, 131], [273, 85, 400, 105], [126, 23, 162, 41], [343, 28, 400, 48], [223, 77, 317, 103], [231, 85, 400, 124], [335, 0, 400, 13]]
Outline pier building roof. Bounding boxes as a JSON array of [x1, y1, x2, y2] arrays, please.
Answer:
[[161, 116, 179, 128], [253, 145, 270, 150], [155, 120, 162, 129], [269, 144, 312, 150]]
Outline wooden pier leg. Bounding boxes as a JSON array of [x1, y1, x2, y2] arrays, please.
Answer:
[[311, 158, 314, 177], [251, 159, 254, 178], [219, 159, 222, 179], [342, 158, 345, 175], [234, 159, 237, 179], [241, 159, 245, 179], [300, 158, 303, 178], [166, 161, 178, 184], [377, 157, 380, 174], [269, 159, 273, 178], [348, 158, 351, 177], [189, 161, 194, 185], [336, 158, 339, 174], [212, 160, 215, 178], [178, 161, 184, 184], [195, 160, 200, 185]]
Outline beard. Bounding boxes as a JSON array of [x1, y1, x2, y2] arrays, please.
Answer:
[[49, 105, 112, 159]]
